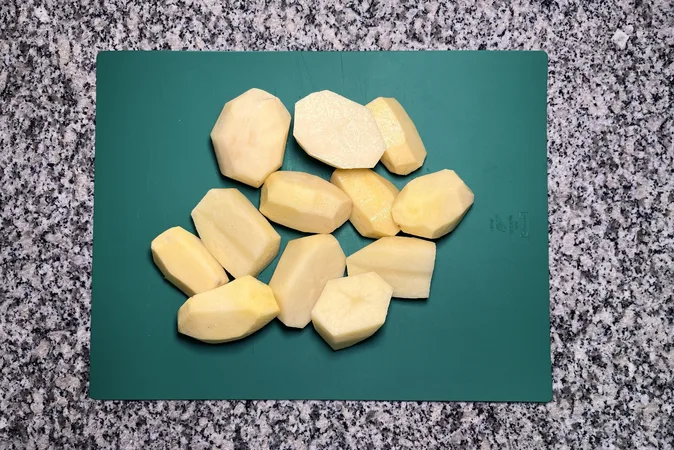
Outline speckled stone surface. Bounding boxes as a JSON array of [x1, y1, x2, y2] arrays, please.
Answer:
[[1, 0, 673, 448]]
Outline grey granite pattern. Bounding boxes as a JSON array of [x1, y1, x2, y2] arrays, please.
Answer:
[[1, 0, 673, 448]]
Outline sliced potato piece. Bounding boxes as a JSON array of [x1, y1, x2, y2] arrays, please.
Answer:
[[260, 171, 352, 233], [177, 275, 279, 343], [330, 169, 400, 238], [311, 272, 393, 350], [392, 169, 474, 239], [269, 234, 346, 328], [347, 237, 436, 299], [151, 226, 228, 296], [192, 188, 281, 278], [365, 97, 426, 175], [366, 97, 427, 175], [293, 90, 386, 169], [211, 88, 291, 188]]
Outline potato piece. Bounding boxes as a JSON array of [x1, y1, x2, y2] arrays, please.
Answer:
[[151, 226, 228, 296], [311, 272, 393, 350], [259, 171, 352, 234], [330, 169, 400, 238], [177, 275, 279, 343], [293, 90, 386, 169], [366, 98, 427, 175], [269, 234, 346, 328], [210, 88, 291, 188], [346, 237, 436, 299], [392, 169, 474, 239], [192, 189, 281, 278]]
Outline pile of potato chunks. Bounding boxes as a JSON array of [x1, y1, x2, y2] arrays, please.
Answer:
[[151, 88, 474, 351]]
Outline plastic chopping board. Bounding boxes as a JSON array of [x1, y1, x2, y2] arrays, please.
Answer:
[[90, 51, 551, 401]]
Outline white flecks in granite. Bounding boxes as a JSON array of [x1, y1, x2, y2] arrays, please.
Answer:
[[612, 28, 631, 49], [1, 0, 674, 448]]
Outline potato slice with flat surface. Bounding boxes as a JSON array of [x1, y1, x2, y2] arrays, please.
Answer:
[[311, 272, 393, 350], [366, 97, 427, 175], [192, 188, 280, 278], [269, 234, 346, 328], [178, 276, 279, 344], [260, 171, 352, 234], [151, 226, 228, 296], [347, 236, 436, 299], [210, 88, 291, 188], [294, 91, 386, 169], [392, 169, 474, 239], [330, 169, 400, 238]]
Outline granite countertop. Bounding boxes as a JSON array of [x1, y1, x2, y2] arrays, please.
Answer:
[[1, 1, 673, 448]]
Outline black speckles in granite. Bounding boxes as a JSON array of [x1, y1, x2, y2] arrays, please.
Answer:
[[1, 0, 673, 448]]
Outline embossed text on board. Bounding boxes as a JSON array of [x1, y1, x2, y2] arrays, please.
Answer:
[[489, 212, 529, 238]]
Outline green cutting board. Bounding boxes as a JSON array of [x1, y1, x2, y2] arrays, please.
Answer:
[[91, 51, 551, 401]]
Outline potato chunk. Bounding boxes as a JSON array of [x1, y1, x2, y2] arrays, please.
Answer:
[[293, 91, 386, 169], [366, 97, 427, 175], [210, 88, 291, 188], [392, 169, 474, 239], [192, 189, 281, 278], [311, 272, 393, 350], [260, 171, 352, 233], [330, 169, 400, 238], [151, 226, 228, 296], [178, 276, 279, 343], [347, 237, 436, 299], [269, 234, 346, 328]]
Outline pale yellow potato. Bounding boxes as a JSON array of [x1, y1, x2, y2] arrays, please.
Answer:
[[259, 171, 352, 234], [366, 98, 427, 175], [178, 275, 279, 344], [211, 88, 291, 188], [311, 272, 393, 350], [192, 188, 281, 278], [269, 234, 346, 328], [392, 169, 474, 239], [293, 91, 386, 169], [151, 226, 228, 296], [347, 237, 436, 299], [330, 169, 400, 238]]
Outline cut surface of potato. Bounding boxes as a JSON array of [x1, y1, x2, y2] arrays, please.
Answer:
[[269, 234, 346, 328], [311, 272, 393, 350], [178, 275, 279, 343], [151, 226, 228, 296], [366, 98, 427, 175], [392, 169, 474, 239], [330, 169, 400, 238], [211, 88, 291, 188], [192, 188, 281, 278], [293, 91, 386, 169], [347, 237, 436, 299], [260, 171, 352, 234]]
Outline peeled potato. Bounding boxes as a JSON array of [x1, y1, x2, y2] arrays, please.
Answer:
[[211, 88, 291, 188], [260, 171, 352, 234], [311, 272, 393, 350], [293, 91, 386, 169], [347, 237, 436, 299], [192, 188, 280, 278], [330, 169, 400, 238], [178, 276, 279, 343], [366, 97, 427, 175], [269, 234, 346, 328], [392, 169, 474, 239], [151, 226, 228, 296]]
